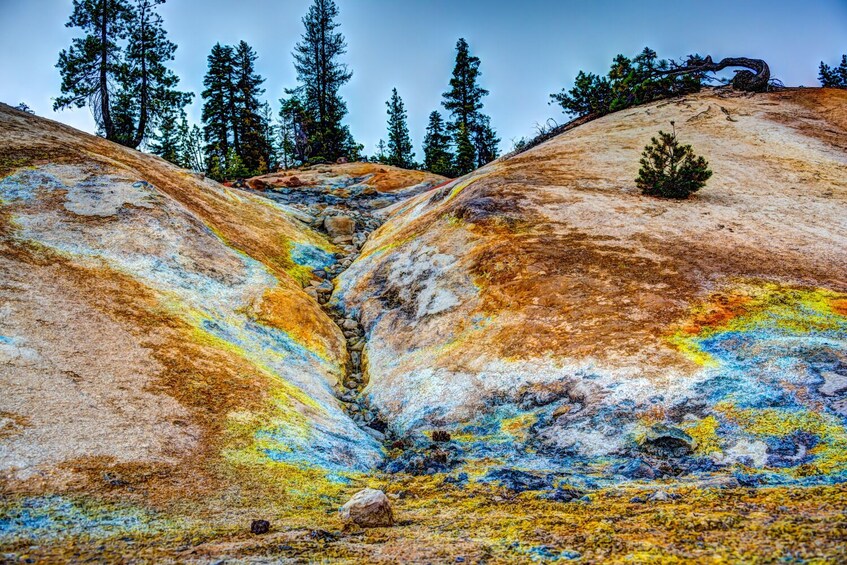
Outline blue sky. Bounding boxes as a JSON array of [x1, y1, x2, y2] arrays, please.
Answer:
[[1, 0, 845, 156]]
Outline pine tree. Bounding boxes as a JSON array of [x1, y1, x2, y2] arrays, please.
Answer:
[[149, 105, 183, 165], [178, 119, 206, 172], [201, 42, 236, 178], [118, 0, 191, 148], [233, 41, 269, 174], [442, 38, 498, 173], [293, 0, 354, 161], [422, 111, 454, 177], [636, 124, 712, 199], [278, 94, 310, 168], [442, 38, 488, 132], [56, 0, 189, 149], [384, 88, 415, 169], [55, 0, 132, 142], [473, 114, 499, 168], [819, 55, 847, 87], [373, 139, 389, 164], [259, 101, 277, 172], [454, 123, 476, 177]]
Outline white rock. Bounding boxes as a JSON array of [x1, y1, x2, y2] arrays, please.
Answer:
[[338, 488, 394, 527]]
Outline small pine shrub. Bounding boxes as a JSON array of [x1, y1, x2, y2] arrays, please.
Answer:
[[636, 126, 712, 199]]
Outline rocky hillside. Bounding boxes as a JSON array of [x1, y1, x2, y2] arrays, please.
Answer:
[[0, 104, 390, 548], [336, 88, 847, 483], [2, 90, 847, 562]]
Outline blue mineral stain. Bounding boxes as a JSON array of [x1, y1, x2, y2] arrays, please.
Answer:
[[258, 424, 381, 474], [290, 242, 335, 270], [0, 169, 65, 202], [0, 496, 167, 543]]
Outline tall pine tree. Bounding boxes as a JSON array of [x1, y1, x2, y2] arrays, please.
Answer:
[[233, 41, 270, 174], [55, 0, 132, 143], [293, 0, 354, 162], [384, 88, 415, 169], [442, 38, 498, 175], [422, 111, 453, 177], [56, 0, 189, 149], [201, 43, 235, 178], [118, 0, 191, 148]]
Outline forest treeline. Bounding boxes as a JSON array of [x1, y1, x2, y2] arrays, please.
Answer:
[[53, 0, 847, 180]]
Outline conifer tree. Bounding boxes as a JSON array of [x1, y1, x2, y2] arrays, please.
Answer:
[[201, 42, 236, 178], [454, 123, 476, 176], [442, 38, 498, 174], [233, 40, 270, 174], [443, 38, 487, 133], [819, 55, 847, 87], [55, 0, 132, 142], [293, 0, 354, 161], [149, 105, 183, 165], [56, 0, 189, 149], [422, 111, 454, 177], [473, 115, 499, 168], [373, 139, 388, 164], [278, 94, 310, 168], [636, 124, 712, 199], [178, 119, 206, 172], [259, 101, 277, 172], [118, 0, 191, 148], [384, 88, 415, 169]]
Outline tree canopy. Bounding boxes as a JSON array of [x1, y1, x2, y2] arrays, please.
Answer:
[[55, 0, 189, 149]]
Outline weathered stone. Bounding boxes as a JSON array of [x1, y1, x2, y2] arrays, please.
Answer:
[[324, 215, 356, 238], [432, 430, 451, 442], [819, 371, 847, 396], [339, 488, 393, 527], [639, 425, 696, 458], [250, 519, 270, 534]]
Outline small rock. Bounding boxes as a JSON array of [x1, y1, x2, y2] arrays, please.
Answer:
[[648, 489, 680, 502], [431, 430, 451, 442], [246, 178, 268, 190], [250, 520, 270, 535], [539, 488, 582, 503], [324, 215, 356, 238], [338, 488, 394, 527], [639, 424, 696, 458], [342, 318, 358, 330]]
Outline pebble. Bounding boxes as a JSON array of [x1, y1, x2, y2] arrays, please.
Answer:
[[250, 520, 270, 535]]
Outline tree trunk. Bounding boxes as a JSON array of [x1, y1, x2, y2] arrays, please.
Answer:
[[130, 0, 148, 149], [99, 0, 115, 141], [659, 56, 771, 92]]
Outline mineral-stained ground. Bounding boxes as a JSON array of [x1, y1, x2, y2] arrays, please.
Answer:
[[1, 88, 847, 563]]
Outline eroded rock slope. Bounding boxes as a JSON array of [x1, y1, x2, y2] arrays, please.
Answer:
[[335, 88, 847, 485], [0, 103, 383, 533]]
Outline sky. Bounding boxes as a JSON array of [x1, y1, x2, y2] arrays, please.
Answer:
[[0, 0, 845, 157]]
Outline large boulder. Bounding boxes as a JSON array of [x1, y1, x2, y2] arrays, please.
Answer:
[[338, 488, 394, 527]]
